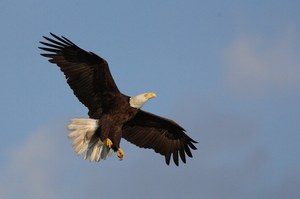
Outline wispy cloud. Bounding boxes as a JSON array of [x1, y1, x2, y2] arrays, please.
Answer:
[[223, 26, 300, 94], [0, 127, 63, 199]]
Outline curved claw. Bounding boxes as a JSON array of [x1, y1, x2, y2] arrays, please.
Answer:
[[106, 138, 113, 148], [117, 148, 125, 160]]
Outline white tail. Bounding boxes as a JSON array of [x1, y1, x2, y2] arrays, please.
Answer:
[[67, 118, 113, 162]]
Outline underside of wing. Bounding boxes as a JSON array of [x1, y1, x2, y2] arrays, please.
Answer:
[[39, 33, 120, 118], [122, 110, 197, 166]]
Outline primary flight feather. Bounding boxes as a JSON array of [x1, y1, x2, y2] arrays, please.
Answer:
[[39, 33, 197, 166]]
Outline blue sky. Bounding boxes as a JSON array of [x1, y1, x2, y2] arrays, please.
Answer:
[[1, 1, 300, 198]]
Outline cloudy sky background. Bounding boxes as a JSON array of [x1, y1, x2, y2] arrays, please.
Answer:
[[1, 1, 299, 198]]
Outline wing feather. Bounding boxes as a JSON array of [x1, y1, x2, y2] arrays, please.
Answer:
[[39, 33, 120, 118], [122, 110, 197, 166]]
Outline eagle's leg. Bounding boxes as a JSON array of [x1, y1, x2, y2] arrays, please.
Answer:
[[117, 148, 125, 160], [106, 138, 113, 148]]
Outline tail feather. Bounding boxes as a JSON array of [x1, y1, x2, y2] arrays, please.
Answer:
[[68, 129, 84, 138], [72, 133, 85, 145], [84, 138, 97, 160], [95, 141, 103, 162], [67, 118, 114, 162], [90, 144, 99, 162], [74, 140, 88, 155]]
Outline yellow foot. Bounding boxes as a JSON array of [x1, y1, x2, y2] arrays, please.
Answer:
[[117, 148, 125, 160], [106, 138, 113, 148]]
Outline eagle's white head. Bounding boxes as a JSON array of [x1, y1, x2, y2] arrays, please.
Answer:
[[129, 92, 157, 109]]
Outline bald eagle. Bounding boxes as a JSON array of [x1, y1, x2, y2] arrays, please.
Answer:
[[39, 33, 197, 166]]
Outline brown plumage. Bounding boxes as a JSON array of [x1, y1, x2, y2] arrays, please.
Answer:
[[39, 33, 197, 166]]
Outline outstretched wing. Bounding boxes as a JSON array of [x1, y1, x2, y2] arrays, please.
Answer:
[[39, 33, 120, 118], [122, 110, 197, 166]]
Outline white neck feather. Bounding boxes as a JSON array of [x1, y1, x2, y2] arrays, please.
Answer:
[[129, 93, 148, 109]]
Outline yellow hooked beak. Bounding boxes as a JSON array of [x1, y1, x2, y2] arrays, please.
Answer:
[[145, 92, 157, 99]]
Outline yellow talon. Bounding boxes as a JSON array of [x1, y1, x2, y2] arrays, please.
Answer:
[[106, 138, 113, 148], [117, 148, 125, 160]]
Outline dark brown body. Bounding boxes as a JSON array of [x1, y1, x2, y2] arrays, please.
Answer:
[[96, 94, 139, 150]]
